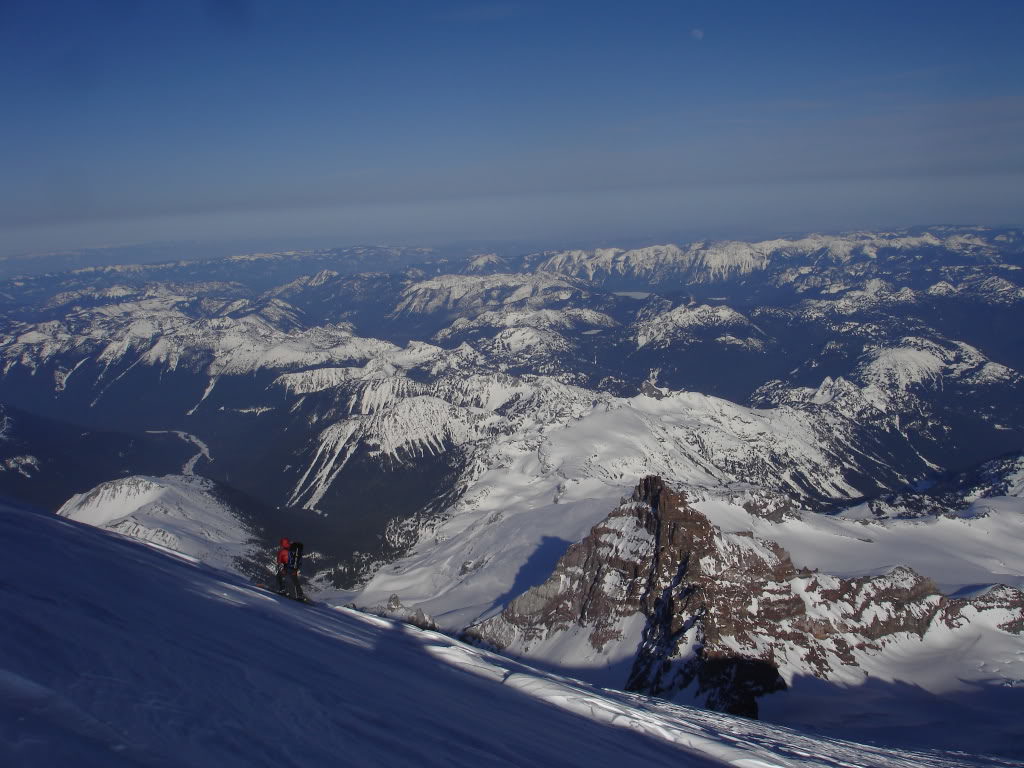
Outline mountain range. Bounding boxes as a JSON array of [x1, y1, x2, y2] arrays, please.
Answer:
[[2, 226, 1022, 758]]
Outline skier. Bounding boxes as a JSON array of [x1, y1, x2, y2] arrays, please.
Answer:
[[275, 537, 305, 601]]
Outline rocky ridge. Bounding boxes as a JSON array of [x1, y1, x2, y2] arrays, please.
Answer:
[[471, 476, 1024, 717]]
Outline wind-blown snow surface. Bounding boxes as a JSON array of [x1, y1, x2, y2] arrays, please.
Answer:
[[1, 503, 1011, 768]]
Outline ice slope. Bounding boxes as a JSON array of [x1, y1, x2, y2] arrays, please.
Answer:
[[1, 503, 1009, 768], [56, 474, 257, 572]]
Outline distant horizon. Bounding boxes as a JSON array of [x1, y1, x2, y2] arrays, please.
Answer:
[[3, 173, 1022, 260], [1, 220, 1019, 279], [3, 1, 1021, 260]]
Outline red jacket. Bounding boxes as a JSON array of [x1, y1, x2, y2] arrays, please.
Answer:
[[277, 538, 290, 568]]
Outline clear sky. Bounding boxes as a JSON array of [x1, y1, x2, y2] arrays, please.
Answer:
[[2, 0, 1022, 256]]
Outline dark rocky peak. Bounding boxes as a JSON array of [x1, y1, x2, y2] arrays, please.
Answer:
[[470, 476, 1024, 719], [638, 380, 668, 399]]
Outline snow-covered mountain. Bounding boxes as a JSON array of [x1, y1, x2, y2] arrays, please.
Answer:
[[633, 303, 768, 351], [2, 499, 1017, 767], [2, 226, 1023, 752], [434, 307, 619, 342], [1, 228, 1021, 582], [525, 230, 1023, 295], [466, 476, 1024, 753], [1, 286, 391, 390], [2, 227, 1020, 542], [57, 474, 259, 573], [352, 368, 1005, 622], [392, 273, 595, 318]]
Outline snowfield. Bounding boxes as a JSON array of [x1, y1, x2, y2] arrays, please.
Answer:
[[1, 502, 1014, 768]]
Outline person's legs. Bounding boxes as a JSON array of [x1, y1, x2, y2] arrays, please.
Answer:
[[289, 570, 304, 600], [276, 567, 286, 594]]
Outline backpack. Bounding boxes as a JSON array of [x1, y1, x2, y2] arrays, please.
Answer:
[[287, 541, 304, 571]]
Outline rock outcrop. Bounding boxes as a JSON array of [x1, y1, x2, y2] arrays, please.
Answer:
[[470, 476, 1024, 718]]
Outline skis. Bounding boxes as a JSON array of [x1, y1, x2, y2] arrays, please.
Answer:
[[254, 583, 315, 605]]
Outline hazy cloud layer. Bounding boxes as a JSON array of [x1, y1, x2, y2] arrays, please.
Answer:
[[1, 1, 1021, 255]]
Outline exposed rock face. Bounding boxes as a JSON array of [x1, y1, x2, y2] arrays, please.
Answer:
[[363, 593, 438, 632], [470, 476, 1024, 718]]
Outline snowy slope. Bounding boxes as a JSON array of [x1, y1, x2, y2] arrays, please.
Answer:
[[1, 501, 1012, 768], [355, 380, 946, 627], [359, 416, 1024, 628], [57, 474, 257, 572]]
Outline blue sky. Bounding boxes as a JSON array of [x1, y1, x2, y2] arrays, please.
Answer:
[[2, 0, 1022, 255]]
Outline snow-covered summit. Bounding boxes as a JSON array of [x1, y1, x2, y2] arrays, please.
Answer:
[[392, 273, 591, 317], [634, 303, 766, 350], [57, 474, 258, 572], [462, 252, 512, 274], [858, 337, 1017, 396]]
